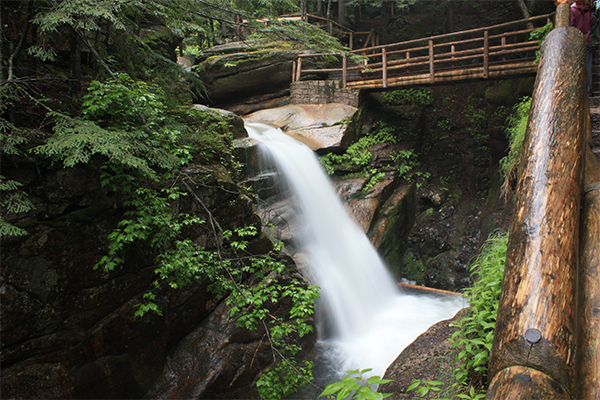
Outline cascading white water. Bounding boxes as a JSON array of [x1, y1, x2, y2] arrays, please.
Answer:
[[245, 123, 465, 378]]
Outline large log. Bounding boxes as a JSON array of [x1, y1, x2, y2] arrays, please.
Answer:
[[486, 21, 586, 399], [575, 144, 600, 399], [485, 366, 570, 399]]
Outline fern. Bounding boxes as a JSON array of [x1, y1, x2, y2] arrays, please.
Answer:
[[0, 176, 35, 238], [33, 113, 175, 177]]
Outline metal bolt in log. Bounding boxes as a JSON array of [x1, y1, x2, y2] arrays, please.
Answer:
[[486, 21, 586, 399]]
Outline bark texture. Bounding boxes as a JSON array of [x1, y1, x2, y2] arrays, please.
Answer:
[[575, 155, 600, 399]]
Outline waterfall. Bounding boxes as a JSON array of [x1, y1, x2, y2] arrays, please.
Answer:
[[244, 123, 465, 379]]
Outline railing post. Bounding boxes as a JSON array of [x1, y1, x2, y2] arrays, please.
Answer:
[[429, 39, 434, 83], [292, 60, 297, 83], [483, 30, 489, 78], [555, 2, 571, 28], [382, 48, 387, 88], [342, 55, 347, 88], [349, 32, 354, 50], [296, 57, 302, 82]]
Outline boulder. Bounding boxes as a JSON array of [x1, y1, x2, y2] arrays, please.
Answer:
[[333, 174, 399, 233], [144, 271, 314, 400], [379, 309, 468, 399], [196, 42, 307, 105], [192, 104, 248, 139], [244, 104, 361, 152]]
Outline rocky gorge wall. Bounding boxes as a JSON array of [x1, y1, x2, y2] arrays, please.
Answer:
[[0, 115, 315, 399]]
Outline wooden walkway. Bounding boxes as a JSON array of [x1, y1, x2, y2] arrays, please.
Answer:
[[292, 13, 553, 90]]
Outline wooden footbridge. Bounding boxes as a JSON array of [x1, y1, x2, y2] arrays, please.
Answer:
[[292, 13, 553, 89]]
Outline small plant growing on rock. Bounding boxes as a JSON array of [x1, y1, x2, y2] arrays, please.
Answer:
[[320, 368, 392, 400]]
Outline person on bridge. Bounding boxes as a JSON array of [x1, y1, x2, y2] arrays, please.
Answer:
[[571, 0, 597, 97]]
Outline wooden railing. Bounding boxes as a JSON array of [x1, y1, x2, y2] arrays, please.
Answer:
[[292, 13, 553, 90], [279, 13, 379, 50]]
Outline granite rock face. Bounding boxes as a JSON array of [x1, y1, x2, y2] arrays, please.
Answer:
[[1, 114, 313, 400], [195, 42, 308, 106], [243, 103, 361, 152]]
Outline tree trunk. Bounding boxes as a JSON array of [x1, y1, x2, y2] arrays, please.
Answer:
[[69, 29, 81, 95], [327, 0, 332, 34], [487, 21, 586, 399], [338, 0, 346, 27], [517, 0, 532, 19]]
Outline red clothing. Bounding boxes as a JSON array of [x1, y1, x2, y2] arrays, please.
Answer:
[[572, 3, 593, 45]]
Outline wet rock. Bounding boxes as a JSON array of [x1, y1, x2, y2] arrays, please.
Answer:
[[192, 104, 248, 139], [380, 309, 468, 399], [333, 175, 398, 233], [370, 184, 417, 277], [398, 184, 477, 290], [243, 104, 361, 152], [196, 43, 306, 105], [144, 274, 315, 399]]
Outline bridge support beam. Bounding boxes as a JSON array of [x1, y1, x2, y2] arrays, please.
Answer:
[[486, 17, 587, 400]]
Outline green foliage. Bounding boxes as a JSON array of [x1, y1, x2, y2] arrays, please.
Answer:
[[34, 113, 168, 178], [319, 121, 398, 176], [379, 89, 433, 106], [30, 0, 129, 34], [346, 0, 418, 13], [437, 118, 452, 131], [95, 186, 202, 273], [408, 231, 507, 400], [363, 169, 386, 192], [0, 175, 35, 237], [257, 359, 314, 400], [500, 97, 531, 197], [320, 121, 423, 193], [449, 231, 507, 398], [530, 23, 553, 64], [95, 179, 319, 399], [320, 369, 393, 400], [81, 73, 166, 127], [407, 379, 444, 397], [33, 74, 238, 178], [248, 19, 349, 54]]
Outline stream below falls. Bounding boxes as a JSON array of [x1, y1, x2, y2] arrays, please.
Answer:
[[245, 123, 466, 396]]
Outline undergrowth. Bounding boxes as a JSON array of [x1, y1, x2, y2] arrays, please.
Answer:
[[319, 121, 426, 191], [2, 70, 319, 400], [408, 231, 508, 399], [499, 96, 531, 199]]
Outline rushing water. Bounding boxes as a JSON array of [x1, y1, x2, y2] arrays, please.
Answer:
[[244, 123, 465, 384]]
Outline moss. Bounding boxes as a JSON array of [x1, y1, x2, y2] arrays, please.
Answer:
[[400, 251, 426, 285], [484, 78, 534, 107], [376, 184, 416, 278]]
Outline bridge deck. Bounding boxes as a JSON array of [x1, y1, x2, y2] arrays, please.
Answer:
[[292, 13, 552, 90]]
